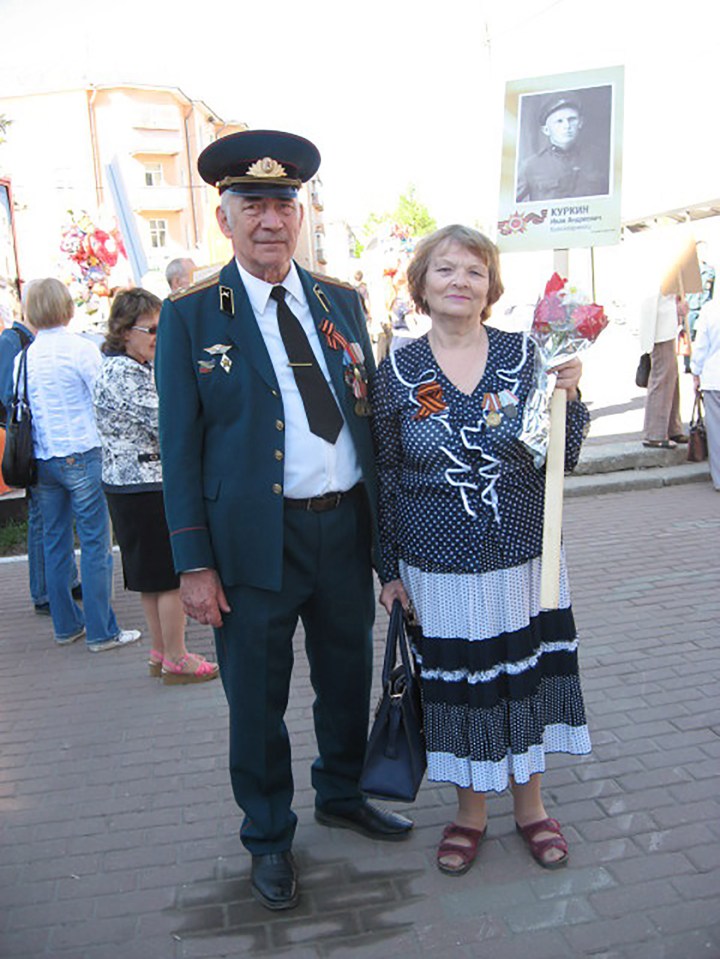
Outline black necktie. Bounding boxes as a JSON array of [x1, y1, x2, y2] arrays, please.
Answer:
[[270, 286, 344, 444]]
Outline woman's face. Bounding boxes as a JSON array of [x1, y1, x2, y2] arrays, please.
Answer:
[[422, 241, 490, 324], [123, 310, 159, 364]]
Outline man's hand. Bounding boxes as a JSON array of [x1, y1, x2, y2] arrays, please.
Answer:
[[180, 569, 230, 628], [550, 356, 582, 402]]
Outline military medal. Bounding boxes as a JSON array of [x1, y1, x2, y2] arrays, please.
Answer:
[[498, 388, 519, 419], [482, 392, 503, 428], [220, 355, 232, 373], [204, 344, 233, 356], [198, 359, 215, 374], [319, 319, 371, 416]]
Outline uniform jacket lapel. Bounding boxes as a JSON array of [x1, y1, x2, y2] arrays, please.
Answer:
[[218, 260, 279, 391], [297, 266, 350, 409]]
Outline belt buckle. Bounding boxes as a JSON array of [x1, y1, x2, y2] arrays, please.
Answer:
[[308, 491, 342, 512]]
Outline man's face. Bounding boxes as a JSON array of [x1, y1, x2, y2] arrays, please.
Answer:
[[542, 107, 582, 150], [216, 194, 304, 282]]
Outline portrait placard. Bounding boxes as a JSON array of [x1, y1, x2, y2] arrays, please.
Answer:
[[497, 66, 624, 253]]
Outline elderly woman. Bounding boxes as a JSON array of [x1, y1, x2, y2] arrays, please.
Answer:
[[21, 278, 140, 651], [94, 289, 218, 684], [372, 225, 591, 874]]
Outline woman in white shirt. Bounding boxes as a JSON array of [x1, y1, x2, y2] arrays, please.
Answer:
[[22, 278, 141, 651], [691, 298, 720, 489]]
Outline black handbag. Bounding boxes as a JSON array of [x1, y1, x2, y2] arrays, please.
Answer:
[[635, 352, 651, 388], [359, 600, 426, 803], [1, 346, 37, 488], [688, 393, 708, 463]]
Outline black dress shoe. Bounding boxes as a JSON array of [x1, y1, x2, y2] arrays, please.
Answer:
[[72, 583, 83, 601], [250, 851, 299, 911], [315, 801, 413, 841], [34, 602, 51, 616]]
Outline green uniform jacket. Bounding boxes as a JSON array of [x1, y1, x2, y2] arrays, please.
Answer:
[[155, 258, 378, 591], [516, 143, 609, 202]]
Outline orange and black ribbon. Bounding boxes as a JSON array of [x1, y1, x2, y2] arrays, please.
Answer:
[[319, 318, 349, 353], [413, 381, 447, 420]]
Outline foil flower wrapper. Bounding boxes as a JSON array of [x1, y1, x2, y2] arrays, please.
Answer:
[[520, 273, 608, 467]]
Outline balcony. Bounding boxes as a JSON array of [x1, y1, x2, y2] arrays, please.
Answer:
[[133, 185, 188, 212], [128, 129, 182, 157]]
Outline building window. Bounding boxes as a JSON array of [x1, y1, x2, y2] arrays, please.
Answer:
[[314, 229, 327, 265], [149, 219, 167, 248], [144, 163, 163, 187]]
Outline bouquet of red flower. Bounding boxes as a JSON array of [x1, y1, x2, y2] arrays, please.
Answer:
[[520, 272, 608, 466]]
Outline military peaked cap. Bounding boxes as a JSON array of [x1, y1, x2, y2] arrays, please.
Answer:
[[198, 129, 321, 198]]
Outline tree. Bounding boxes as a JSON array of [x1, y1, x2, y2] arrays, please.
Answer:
[[394, 185, 436, 237], [361, 184, 436, 241]]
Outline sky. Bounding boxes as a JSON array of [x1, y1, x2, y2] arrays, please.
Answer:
[[1, 0, 719, 232]]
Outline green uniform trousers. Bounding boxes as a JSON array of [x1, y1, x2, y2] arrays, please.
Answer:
[[214, 488, 375, 855]]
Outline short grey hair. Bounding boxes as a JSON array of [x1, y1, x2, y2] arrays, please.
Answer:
[[165, 257, 196, 289], [219, 191, 239, 228]]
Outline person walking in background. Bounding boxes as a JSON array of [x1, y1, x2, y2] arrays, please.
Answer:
[[691, 297, 720, 489], [94, 289, 218, 682], [0, 283, 80, 614], [373, 225, 591, 876], [684, 246, 715, 373], [18, 278, 141, 652], [640, 291, 688, 449], [155, 130, 411, 912]]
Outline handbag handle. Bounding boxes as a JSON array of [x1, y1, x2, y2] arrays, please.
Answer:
[[691, 391, 705, 427], [381, 600, 415, 687]]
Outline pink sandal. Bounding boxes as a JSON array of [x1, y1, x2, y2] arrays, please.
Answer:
[[161, 654, 219, 685], [436, 822, 487, 876], [148, 650, 163, 677], [516, 817, 569, 869]]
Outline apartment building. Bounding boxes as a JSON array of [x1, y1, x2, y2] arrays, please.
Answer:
[[0, 83, 326, 284]]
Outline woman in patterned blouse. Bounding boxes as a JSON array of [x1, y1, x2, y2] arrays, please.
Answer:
[[94, 289, 218, 685], [371, 225, 591, 874]]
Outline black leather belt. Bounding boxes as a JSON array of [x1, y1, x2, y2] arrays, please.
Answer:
[[285, 483, 361, 513]]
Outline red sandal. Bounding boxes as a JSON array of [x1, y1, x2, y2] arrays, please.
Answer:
[[436, 822, 487, 876], [515, 817, 569, 869]]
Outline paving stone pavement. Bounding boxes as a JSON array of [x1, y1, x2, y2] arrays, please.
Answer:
[[1, 481, 719, 959]]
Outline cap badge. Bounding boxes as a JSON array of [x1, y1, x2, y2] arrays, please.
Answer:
[[247, 157, 287, 179]]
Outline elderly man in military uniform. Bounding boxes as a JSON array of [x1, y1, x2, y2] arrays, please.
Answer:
[[155, 129, 412, 911], [516, 96, 610, 203]]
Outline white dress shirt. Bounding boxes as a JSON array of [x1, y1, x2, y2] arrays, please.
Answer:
[[236, 259, 362, 498], [19, 326, 102, 459], [691, 299, 720, 390]]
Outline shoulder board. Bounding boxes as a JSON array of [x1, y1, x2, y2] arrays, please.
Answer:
[[168, 270, 221, 302], [309, 271, 354, 292]]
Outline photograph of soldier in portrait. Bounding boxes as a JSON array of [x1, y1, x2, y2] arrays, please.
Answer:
[[515, 85, 613, 203]]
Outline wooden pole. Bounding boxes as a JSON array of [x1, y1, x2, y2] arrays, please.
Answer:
[[539, 247, 570, 609], [540, 389, 567, 608]]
